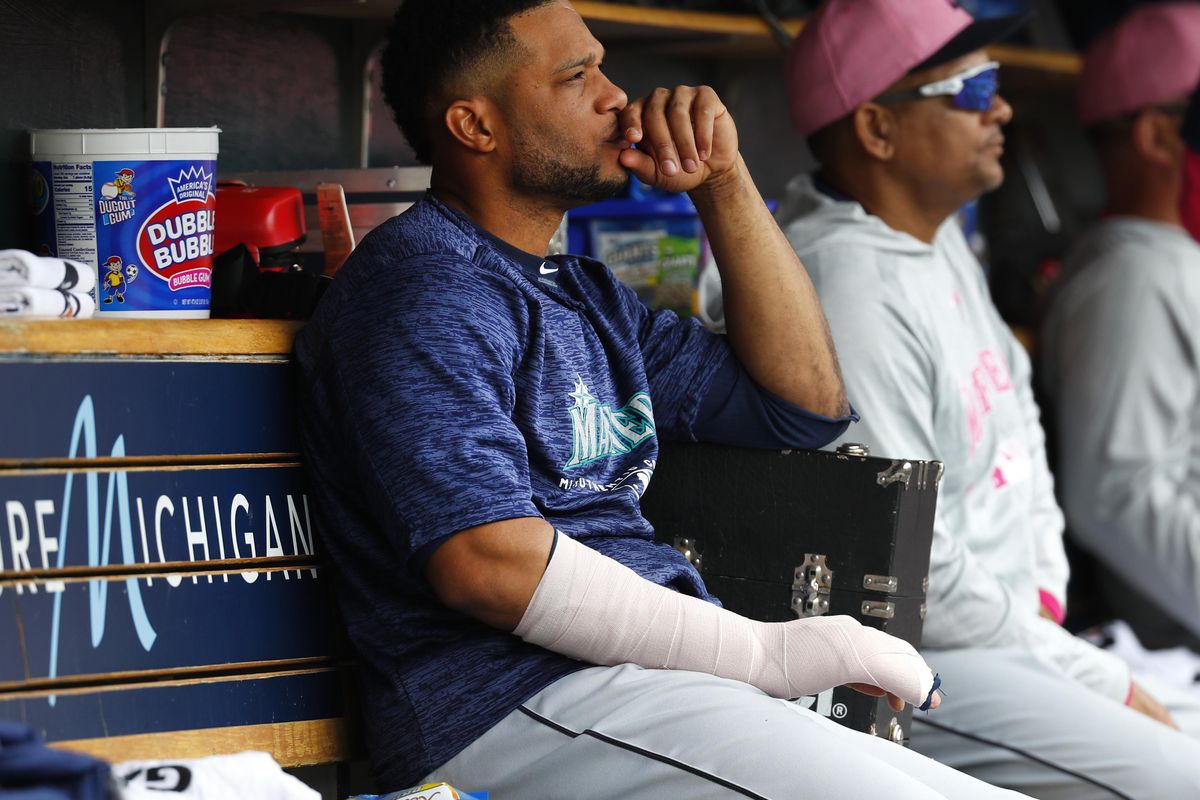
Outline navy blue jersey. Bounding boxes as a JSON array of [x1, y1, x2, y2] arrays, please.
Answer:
[[294, 194, 735, 786]]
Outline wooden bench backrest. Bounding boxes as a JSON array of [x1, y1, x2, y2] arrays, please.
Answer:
[[0, 320, 353, 768]]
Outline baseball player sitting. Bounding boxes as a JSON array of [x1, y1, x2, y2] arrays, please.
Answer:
[[291, 2, 1035, 798]]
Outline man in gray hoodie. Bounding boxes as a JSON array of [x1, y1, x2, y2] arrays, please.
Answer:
[[1040, 4, 1200, 655], [762, 0, 1200, 796]]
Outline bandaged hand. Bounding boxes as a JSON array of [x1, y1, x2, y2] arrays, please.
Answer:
[[515, 533, 937, 709]]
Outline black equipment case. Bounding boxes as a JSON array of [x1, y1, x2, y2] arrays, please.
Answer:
[[639, 441, 942, 744]]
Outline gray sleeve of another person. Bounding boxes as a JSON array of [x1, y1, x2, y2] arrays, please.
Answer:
[[1043, 239, 1200, 639]]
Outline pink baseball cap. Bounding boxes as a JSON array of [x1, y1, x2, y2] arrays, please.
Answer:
[[787, 0, 1026, 136], [1077, 3, 1200, 127]]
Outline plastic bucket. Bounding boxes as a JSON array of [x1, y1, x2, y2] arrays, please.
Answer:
[[30, 128, 220, 318]]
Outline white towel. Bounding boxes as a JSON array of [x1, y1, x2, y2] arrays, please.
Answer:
[[116, 751, 319, 800], [0, 249, 97, 293], [0, 287, 95, 318]]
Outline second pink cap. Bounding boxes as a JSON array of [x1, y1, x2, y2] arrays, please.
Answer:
[[1077, 3, 1200, 127], [786, 0, 1022, 137]]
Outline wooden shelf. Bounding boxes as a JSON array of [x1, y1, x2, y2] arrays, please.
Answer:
[[0, 319, 302, 357], [145, 1, 1079, 133], [576, 2, 800, 58], [256, 1, 1079, 77], [576, 2, 804, 38], [990, 43, 1081, 92], [572, 3, 1079, 79]]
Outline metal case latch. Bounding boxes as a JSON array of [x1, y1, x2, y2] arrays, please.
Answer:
[[863, 574, 899, 593], [861, 600, 896, 620], [673, 537, 702, 571], [792, 553, 833, 618]]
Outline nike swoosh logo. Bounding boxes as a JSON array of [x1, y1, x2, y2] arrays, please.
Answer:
[[539, 263, 558, 275]]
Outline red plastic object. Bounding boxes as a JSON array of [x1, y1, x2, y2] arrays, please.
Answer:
[[1182, 150, 1200, 244], [214, 183, 306, 260]]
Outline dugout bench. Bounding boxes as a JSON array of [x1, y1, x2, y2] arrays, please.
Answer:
[[0, 317, 939, 796], [0, 319, 364, 794]]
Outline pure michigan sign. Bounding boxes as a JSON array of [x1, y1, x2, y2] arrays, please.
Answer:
[[0, 359, 344, 742]]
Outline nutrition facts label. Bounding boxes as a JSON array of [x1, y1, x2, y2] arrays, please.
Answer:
[[51, 162, 97, 265]]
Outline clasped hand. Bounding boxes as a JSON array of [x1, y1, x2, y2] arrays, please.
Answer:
[[617, 85, 740, 194]]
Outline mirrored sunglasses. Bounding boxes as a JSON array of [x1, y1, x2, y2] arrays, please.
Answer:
[[876, 61, 1001, 113]]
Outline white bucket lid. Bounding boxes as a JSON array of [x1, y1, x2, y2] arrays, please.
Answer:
[[30, 127, 221, 157]]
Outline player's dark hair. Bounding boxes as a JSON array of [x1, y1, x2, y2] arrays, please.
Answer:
[[381, 0, 554, 164]]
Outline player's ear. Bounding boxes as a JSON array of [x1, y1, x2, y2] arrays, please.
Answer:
[[1131, 108, 1185, 167], [852, 103, 898, 162], [444, 97, 499, 155]]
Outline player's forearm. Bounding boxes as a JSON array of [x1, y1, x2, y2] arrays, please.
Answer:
[[425, 517, 556, 631], [689, 158, 848, 418]]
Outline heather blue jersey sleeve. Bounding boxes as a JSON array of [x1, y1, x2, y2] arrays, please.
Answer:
[[324, 254, 540, 574], [610, 274, 854, 449], [693, 356, 858, 449]]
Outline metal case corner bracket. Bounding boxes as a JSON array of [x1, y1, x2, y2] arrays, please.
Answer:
[[877, 460, 913, 488]]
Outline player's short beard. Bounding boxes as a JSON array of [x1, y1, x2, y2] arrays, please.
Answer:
[[512, 145, 629, 207]]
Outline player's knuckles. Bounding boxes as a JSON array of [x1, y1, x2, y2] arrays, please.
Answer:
[[646, 87, 672, 108], [666, 99, 692, 120]]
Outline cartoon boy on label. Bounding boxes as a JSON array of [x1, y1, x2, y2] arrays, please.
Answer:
[[101, 168, 136, 200], [102, 255, 137, 304]]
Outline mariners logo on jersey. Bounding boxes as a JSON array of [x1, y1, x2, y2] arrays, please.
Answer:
[[564, 377, 656, 469]]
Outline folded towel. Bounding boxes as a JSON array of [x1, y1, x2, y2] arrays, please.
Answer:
[[0, 287, 96, 318], [117, 751, 318, 799], [67, 291, 96, 318], [0, 249, 97, 293]]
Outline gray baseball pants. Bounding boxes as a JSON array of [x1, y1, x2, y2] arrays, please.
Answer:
[[911, 647, 1200, 799], [423, 663, 1031, 799]]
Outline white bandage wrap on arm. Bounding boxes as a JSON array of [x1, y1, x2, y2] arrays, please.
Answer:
[[515, 533, 935, 707]]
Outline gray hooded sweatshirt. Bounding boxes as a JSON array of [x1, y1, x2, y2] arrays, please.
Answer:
[[772, 174, 1129, 701], [1041, 218, 1200, 641]]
